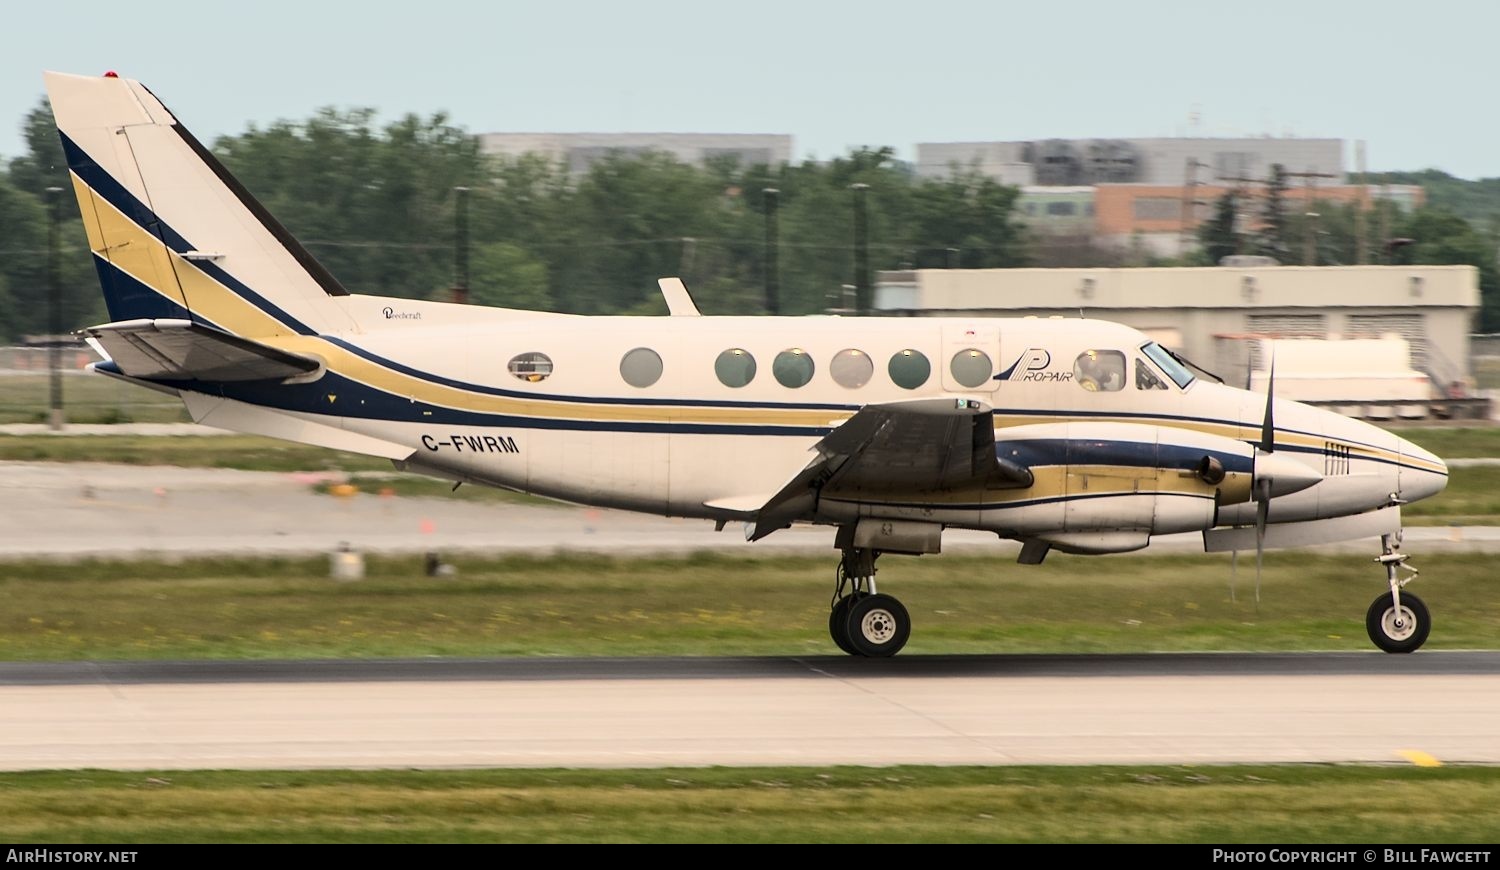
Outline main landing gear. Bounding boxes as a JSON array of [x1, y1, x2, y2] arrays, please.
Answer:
[[828, 546, 911, 657], [1366, 531, 1430, 654]]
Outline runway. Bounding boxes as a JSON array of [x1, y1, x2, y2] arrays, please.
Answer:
[[3, 654, 1498, 770], [4, 461, 1500, 559]]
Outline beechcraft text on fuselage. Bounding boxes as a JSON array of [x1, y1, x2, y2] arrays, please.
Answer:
[[420, 434, 521, 454]]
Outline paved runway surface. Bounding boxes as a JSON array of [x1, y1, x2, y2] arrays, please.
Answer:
[[5, 461, 1499, 559], [3, 654, 1497, 770]]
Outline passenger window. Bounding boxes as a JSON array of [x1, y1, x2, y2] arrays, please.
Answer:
[[888, 349, 931, 390], [950, 348, 992, 389], [773, 348, 815, 388], [1135, 357, 1167, 390], [620, 347, 663, 388], [1074, 349, 1125, 392], [715, 348, 757, 388], [830, 349, 873, 389], [507, 351, 553, 382]]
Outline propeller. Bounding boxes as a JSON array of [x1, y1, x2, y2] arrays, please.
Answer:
[[1253, 352, 1277, 608]]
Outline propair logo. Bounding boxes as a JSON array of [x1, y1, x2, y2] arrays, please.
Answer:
[[996, 348, 1072, 382]]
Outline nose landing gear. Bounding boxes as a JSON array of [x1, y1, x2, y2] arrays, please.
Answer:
[[1366, 532, 1430, 654]]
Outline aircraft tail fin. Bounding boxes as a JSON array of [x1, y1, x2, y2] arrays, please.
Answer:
[[44, 71, 354, 338]]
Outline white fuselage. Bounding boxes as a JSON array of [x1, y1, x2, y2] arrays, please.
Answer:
[[198, 295, 1446, 542]]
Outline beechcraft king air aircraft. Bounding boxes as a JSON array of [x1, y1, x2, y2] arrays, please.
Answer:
[[46, 71, 1450, 656]]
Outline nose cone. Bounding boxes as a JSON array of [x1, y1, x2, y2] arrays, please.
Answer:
[[1397, 436, 1448, 505]]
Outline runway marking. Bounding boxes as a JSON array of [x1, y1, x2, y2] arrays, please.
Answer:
[[1398, 749, 1443, 767]]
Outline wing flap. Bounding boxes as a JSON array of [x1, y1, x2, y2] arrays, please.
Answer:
[[744, 397, 1033, 541], [84, 318, 320, 382]]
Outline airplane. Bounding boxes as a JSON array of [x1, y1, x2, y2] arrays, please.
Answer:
[[44, 71, 1449, 657]]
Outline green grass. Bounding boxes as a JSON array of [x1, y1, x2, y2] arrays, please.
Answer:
[[1404, 465, 1500, 524], [1390, 425, 1500, 459], [1, 766, 1497, 843], [0, 373, 187, 424], [2, 551, 1497, 660]]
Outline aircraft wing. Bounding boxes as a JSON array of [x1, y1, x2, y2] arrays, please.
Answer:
[[740, 397, 1033, 541], [83, 319, 321, 382]]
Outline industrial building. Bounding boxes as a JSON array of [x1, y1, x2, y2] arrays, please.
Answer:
[[917, 137, 1347, 187], [875, 265, 1483, 418], [479, 132, 793, 175]]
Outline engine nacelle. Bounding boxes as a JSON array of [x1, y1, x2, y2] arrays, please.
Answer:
[[992, 421, 1258, 536]]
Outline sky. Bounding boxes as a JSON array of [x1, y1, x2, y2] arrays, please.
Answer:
[[4, 0, 1498, 178]]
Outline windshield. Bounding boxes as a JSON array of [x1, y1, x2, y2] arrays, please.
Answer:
[[1140, 341, 1194, 389]]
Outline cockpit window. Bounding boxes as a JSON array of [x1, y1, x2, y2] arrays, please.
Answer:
[[1140, 341, 1194, 389], [1073, 349, 1125, 392], [1135, 358, 1167, 390]]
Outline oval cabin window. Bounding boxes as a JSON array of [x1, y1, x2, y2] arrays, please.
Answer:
[[888, 349, 931, 390], [772, 348, 815, 388], [949, 348, 992, 388], [620, 347, 664, 388], [507, 351, 553, 382], [715, 348, 757, 388]]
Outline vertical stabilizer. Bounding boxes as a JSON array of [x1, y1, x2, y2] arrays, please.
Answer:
[[44, 71, 355, 337]]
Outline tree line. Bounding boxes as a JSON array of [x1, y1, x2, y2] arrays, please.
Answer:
[[1, 99, 1496, 342]]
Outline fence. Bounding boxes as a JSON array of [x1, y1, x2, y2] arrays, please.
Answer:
[[0, 346, 187, 424]]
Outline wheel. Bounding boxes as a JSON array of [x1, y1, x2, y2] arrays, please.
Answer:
[[828, 597, 859, 656], [845, 594, 911, 658], [1366, 591, 1431, 654]]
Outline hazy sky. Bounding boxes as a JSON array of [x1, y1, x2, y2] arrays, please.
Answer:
[[5, 0, 1496, 178]]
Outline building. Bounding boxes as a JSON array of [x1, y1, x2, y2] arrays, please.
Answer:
[[479, 132, 793, 175], [875, 265, 1481, 415], [917, 137, 1347, 187], [920, 137, 1427, 258]]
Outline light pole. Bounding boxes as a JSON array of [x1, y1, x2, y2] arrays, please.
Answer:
[[763, 188, 779, 315], [46, 186, 65, 431], [851, 183, 869, 315]]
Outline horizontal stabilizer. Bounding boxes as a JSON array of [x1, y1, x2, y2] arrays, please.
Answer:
[[83, 319, 320, 382]]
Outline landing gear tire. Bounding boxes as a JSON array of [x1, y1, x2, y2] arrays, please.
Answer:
[[828, 596, 859, 656], [1366, 591, 1430, 654], [845, 594, 911, 658]]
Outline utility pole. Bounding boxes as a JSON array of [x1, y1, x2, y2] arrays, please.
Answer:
[[763, 187, 780, 314], [851, 183, 870, 315], [46, 186, 65, 431], [452, 186, 470, 304], [1281, 170, 1337, 265], [1179, 158, 1209, 254], [1354, 141, 1369, 265]]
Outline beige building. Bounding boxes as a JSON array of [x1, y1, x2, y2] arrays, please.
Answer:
[[875, 265, 1480, 401]]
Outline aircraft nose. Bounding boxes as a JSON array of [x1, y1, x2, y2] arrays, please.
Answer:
[[1397, 436, 1448, 505]]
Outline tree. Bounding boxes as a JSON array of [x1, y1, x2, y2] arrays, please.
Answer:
[[1198, 192, 1239, 264], [905, 170, 1028, 270], [1391, 208, 1500, 331], [468, 242, 550, 310], [1256, 163, 1289, 261], [6, 100, 70, 198]]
